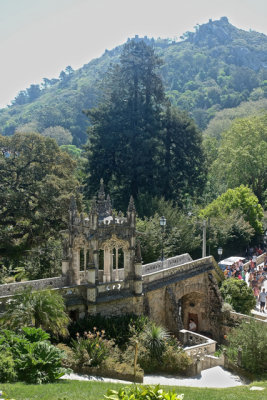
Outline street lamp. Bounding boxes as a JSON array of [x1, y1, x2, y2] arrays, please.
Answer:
[[218, 247, 223, 262], [160, 216, 166, 266]]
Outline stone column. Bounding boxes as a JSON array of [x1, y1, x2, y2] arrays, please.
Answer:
[[103, 247, 111, 282], [72, 248, 80, 285], [115, 248, 119, 281], [134, 261, 143, 295], [110, 249, 114, 281], [62, 260, 69, 277], [83, 248, 87, 282]]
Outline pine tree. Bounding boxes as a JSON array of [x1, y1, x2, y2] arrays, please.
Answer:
[[84, 40, 166, 209]]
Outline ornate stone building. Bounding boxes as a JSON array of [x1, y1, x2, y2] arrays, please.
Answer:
[[61, 179, 143, 314]]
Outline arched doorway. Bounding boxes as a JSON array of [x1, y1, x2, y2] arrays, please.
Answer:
[[181, 291, 210, 335]]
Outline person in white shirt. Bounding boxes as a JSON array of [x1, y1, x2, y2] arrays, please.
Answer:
[[189, 319, 197, 331], [259, 288, 266, 312]]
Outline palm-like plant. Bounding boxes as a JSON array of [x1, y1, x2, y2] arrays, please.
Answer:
[[0, 288, 70, 337], [143, 322, 169, 360]]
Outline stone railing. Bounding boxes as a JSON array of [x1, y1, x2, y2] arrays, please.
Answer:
[[179, 329, 216, 356], [0, 276, 68, 298], [142, 254, 192, 275], [142, 256, 214, 284]]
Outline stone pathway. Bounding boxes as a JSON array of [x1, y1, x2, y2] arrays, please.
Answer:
[[62, 366, 244, 388]]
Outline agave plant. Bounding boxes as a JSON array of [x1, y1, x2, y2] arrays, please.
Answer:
[[143, 323, 169, 360]]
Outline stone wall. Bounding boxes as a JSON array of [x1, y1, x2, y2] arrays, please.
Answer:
[[0, 276, 67, 297], [142, 254, 192, 275]]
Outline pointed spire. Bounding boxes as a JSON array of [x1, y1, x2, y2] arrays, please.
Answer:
[[128, 196, 136, 212], [106, 194, 112, 214], [98, 178, 105, 200]]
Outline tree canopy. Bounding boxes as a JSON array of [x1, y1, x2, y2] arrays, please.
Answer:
[[83, 40, 206, 211], [200, 185, 264, 234], [211, 114, 267, 202], [0, 132, 79, 257]]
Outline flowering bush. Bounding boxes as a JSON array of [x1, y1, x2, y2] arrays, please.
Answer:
[[71, 329, 111, 367]]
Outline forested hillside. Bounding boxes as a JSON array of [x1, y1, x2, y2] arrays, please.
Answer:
[[0, 16, 267, 145]]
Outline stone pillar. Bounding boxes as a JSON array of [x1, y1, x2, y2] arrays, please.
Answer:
[[110, 249, 114, 281], [134, 261, 143, 295], [62, 260, 69, 277], [103, 247, 111, 282], [115, 248, 119, 281], [124, 250, 130, 280], [72, 248, 80, 285], [87, 267, 96, 285], [93, 249, 99, 282]]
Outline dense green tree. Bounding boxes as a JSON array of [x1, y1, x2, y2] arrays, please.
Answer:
[[226, 320, 267, 374], [200, 185, 264, 234], [211, 114, 267, 202], [0, 132, 79, 257], [84, 40, 166, 209], [0, 289, 70, 337], [162, 105, 206, 202], [84, 41, 207, 210], [207, 210, 254, 258], [137, 198, 202, 263], [42, 125, 73, 145], [220, 278, 256, 315]]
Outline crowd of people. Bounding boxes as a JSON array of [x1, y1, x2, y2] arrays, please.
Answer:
[[220, 248, 267, 313]]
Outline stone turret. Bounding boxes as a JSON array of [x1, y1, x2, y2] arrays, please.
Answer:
[[127, 196, 136, 228], [62, 180, 140, 298]]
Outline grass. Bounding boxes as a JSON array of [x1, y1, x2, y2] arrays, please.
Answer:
[[1, 380, 267, 400]]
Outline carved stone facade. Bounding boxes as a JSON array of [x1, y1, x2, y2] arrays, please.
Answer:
[[61, 180, 143, 310]]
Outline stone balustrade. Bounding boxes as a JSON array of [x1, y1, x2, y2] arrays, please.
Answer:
[[142, 256, 214, 284], [0, 276, 67, 297], [179, 329, 216, 356], [142, 253, 192, 275]]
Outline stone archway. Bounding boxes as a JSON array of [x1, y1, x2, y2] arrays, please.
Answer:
[[100, 234, 129, 282], [181, 291, 210, 335]]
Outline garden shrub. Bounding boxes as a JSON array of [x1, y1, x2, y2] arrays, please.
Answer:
[[68, 313, 148, 347], [56, 343, 77, 369], [136, 326, 190, 375], [161, 346, 192, 374], [0, 327, 70, 384], [226, 319, 267, 374], [104, 385, 184, 400], [21, 326, 50, 342], [16, 341, 68, 384], [0, 351, 17, 383], [220, 278, 256, 314], [71, 330, 112, 367]]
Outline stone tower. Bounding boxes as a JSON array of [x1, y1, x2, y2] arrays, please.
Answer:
[[61, 180, 142, 300]]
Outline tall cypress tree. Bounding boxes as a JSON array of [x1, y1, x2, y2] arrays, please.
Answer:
[[83, 40, 206, 211], [84, 40, 166, 209]]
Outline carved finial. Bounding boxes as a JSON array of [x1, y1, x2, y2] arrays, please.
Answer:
[[135, 240, 142, 263], [128, 196, 135, 212], [98, 178, 105, 200]]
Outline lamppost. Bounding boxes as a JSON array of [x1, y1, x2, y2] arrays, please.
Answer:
[[218, 247, 223, 262], [160, 216, 166, 267]]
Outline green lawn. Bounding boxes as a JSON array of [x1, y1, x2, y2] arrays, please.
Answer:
[[1, 380, 267, 400]]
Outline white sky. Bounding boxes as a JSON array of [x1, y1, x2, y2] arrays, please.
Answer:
[[0, 0, 267, 108]]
